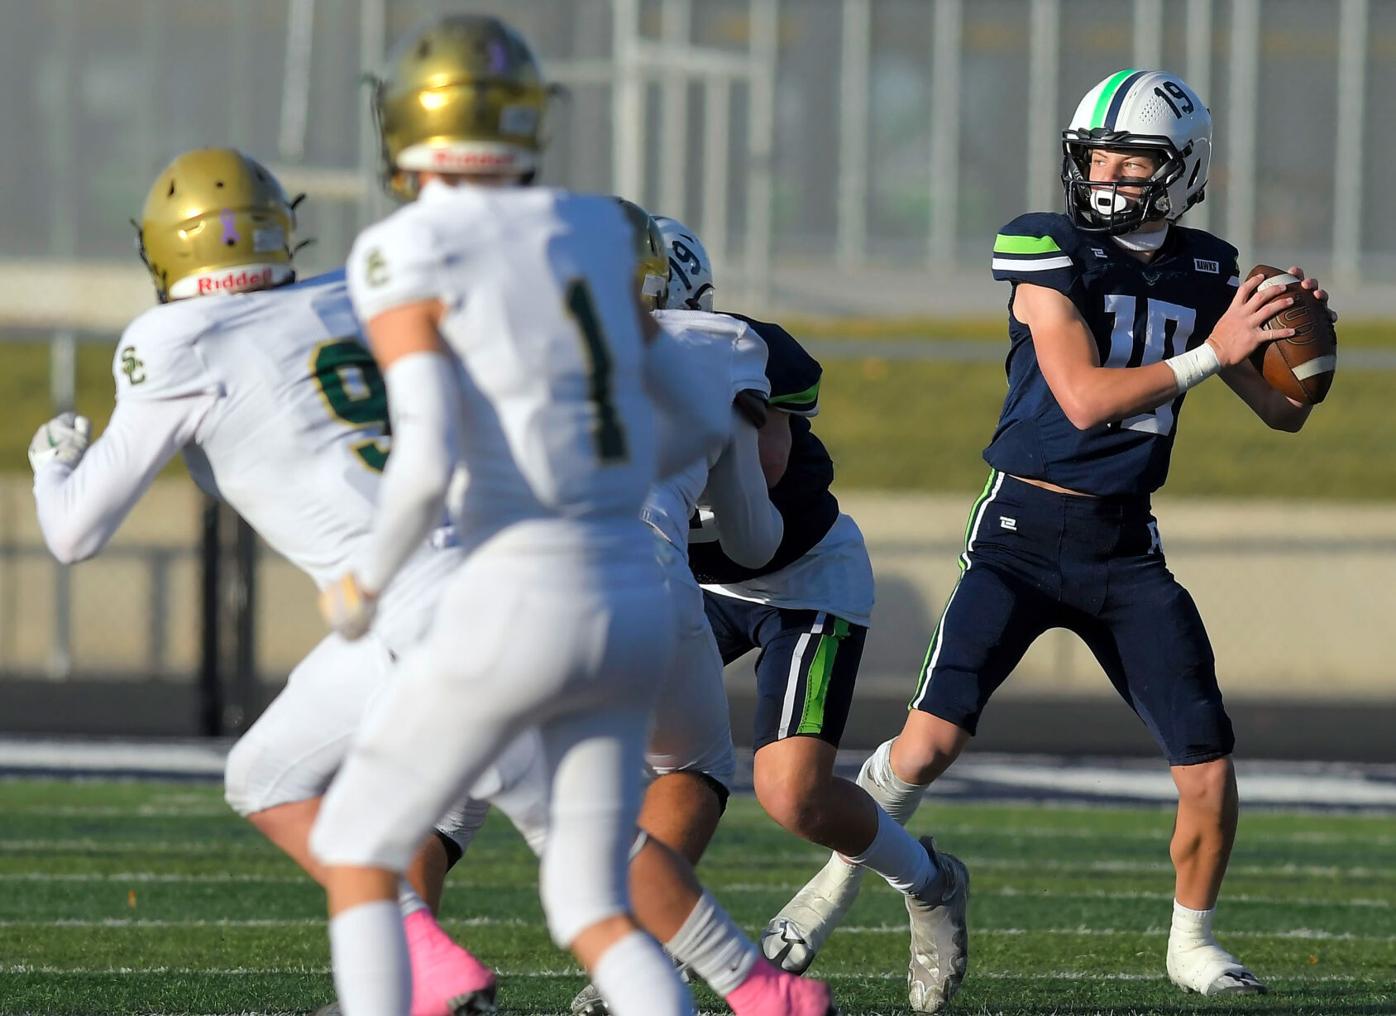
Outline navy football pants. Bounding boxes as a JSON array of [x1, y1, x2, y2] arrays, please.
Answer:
[[910, 471, 1235, 766]]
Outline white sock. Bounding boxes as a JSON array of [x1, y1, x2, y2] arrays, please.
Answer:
[[329, 900, 411, 1016], [593, 930, 694, 1016], [857, 738, 928, 826], [1170, 899, 1218, 948], [848, 806, 937, 896], [398, 882, 429, 918], [664, 890, 757, 997]]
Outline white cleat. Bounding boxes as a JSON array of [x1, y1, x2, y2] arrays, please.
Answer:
[[569, 981, 609, 1016], [1167, 940, 1268, 996], [905, 838, 969, 1015], [760, 853, 868, 974]]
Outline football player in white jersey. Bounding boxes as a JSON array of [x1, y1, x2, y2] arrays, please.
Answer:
[[306, 17, 724, 1016], [643, 217, 957, 996], [27, 148, 497, 1016], [438, 199, 837, 1016]]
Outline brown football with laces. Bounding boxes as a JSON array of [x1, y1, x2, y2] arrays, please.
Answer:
[[1245, 264, 1338, 404]]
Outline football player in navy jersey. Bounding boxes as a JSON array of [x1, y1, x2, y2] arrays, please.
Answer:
[[768, 70, 1334, 1009], [576, 217, 954, 1014]]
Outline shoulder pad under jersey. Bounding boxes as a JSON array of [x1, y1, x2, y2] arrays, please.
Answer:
[[726, 313, 821, 417], [991, 211, 1085, 297], [346, 206, 442, 323], [112, 301, 222, 403]]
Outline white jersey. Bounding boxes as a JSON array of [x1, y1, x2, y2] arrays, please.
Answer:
[[702, 513, 875, 627], [107, 271, 456, 646], [347, 183, 657, 551], [641, 310, 770, 552]]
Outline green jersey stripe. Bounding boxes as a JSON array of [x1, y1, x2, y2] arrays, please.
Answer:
[[796, 618, 851, 736], [770, 380, 820, 409], [993, 234, 1062, 256], [1090, 68, 1138, 129]]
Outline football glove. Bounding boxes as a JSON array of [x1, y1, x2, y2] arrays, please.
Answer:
[[319, 572, 378, 641], [28, 412, 92, 473]]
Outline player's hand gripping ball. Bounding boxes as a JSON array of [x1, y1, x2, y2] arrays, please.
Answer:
[[1245, 265, 1337, 404]]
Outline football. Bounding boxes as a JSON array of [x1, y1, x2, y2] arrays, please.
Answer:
[[1246, 264, 1338, 404]]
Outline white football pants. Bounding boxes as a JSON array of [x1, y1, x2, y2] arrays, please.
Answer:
[[310, 537, 676, 946]]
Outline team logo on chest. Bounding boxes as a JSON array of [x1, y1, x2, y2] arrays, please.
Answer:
[[1141, 268, 1163, 286]]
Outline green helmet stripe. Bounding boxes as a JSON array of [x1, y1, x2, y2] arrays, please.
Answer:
[[1090, 68, 1138, 129]]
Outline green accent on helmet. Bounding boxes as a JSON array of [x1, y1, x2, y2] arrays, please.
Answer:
[[1090, 68, 1137, 129], [994, 233, 1062, 256]]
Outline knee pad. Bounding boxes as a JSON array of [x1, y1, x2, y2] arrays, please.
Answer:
[[222, 734, 261, 817]]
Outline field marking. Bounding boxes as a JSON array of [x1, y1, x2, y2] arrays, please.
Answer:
[[643, 848, 1396, 880], [0, 916, 526, 929], [4, 805, 232, 818], [0, 964, 1375, 985], [924, 822, 1396, 849], [722, 882, 1396, 908], [0, 872, 309, 884], [3, 872, 1393, 912], [0, 919, 1387, 943]]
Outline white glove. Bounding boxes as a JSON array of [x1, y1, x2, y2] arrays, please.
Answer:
[[319, 572, 379, 641], [28, 413, 92, 473]]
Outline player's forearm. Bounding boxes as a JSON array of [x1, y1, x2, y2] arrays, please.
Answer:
[[33, 463, 122, 564], [706, 410, 784, 569], [354, 352, 460, 594], [32, 400, 200, 564], [1053, 361, 1182, 430]]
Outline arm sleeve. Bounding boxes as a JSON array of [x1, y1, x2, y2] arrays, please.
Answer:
[[32, 395, 215, 564], [353, 350, 461, 595], [646, 327, 730, 478], [703, 408, 783, 569], [346, 214, 443, 322], [990, 214, 1083, 297]]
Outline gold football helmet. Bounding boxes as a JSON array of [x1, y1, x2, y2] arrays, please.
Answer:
[[615, 198, 670, 311], [136, 148, 298, 302], [372, 14, 556, 200]]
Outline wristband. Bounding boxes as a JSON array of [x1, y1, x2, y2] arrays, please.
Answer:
[[1163, 341, 1221, 393]]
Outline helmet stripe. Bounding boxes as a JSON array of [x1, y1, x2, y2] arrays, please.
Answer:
[[1101, 70, 1146, 130], [1090, 68, 1138, 129]]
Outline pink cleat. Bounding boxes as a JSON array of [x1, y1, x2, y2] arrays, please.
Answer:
[[403, 909, 497, 1016], [726, 956, 839, 1016]]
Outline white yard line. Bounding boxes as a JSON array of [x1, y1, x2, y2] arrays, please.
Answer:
[[0, 964, 1372, 984], [1, 918, 1386, 942], [0, 916, 525, 929]]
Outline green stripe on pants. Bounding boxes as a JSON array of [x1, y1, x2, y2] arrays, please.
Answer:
[[796, 618, 851, 735]]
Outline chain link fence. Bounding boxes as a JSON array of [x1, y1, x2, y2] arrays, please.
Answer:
[[1, 0, 1391, 748]]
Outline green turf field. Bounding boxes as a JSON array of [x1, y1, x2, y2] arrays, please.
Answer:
[[5, 321, 1392, 499], [0, 779, 1392, 1015]]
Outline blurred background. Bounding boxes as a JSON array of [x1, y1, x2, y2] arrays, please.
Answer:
[[0, 0, 1391, 759]]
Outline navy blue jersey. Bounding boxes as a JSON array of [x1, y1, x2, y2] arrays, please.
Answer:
[[689, 314, 841, 584], [983, 212, 1239, 496]]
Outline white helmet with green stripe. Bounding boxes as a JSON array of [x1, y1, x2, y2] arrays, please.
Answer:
[[1061, 69, 1211, 236]]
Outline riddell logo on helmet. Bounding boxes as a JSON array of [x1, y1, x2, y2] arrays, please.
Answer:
[[197, 267, 275, 295], [429, 149, 517, 170]]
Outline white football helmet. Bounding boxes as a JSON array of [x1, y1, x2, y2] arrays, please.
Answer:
[[653, 215, 715, 311], [1061, 69, 1212, 235]]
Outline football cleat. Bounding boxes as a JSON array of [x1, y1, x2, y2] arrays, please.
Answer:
[[760, 853, 867, 974], [1167, 940, 1268, 996], [312, 992, 496, 1016], [569, 981, 609, 1016], [905, 838, 969, 1014]]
